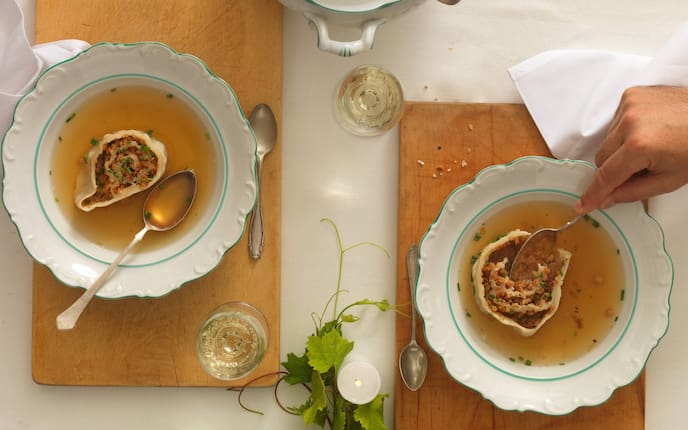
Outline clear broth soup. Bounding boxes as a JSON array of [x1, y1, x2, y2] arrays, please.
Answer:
[[50, 85, 218, 252], [458, 200, 625, 366]]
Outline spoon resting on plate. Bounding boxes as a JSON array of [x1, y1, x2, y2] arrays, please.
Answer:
[[56, 169, 197, 330]]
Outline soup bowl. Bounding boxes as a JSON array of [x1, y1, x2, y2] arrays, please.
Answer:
[[416, 156, 672, 414], [2, 42, 257, 298]]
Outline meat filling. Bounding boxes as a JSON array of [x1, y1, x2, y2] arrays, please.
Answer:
[[472, 229, 572, 335], [481, 248, 561, 329], [82, 136, 159, 206]]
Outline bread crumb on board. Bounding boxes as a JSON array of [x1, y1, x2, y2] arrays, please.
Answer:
[[418, 157, 467, 179]]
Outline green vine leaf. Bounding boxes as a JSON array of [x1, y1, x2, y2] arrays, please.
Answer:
[[302, 371, 327, 425], [281, 352, 312, 385], [354, 394, 389, 430], [307, 329, 354, 373], [288, 400, 309, 416], [340, 314, 359, 323], [319, 319, 341, 336], [332, 394, 346, 430]]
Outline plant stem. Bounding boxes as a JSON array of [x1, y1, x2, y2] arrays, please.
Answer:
[[321, 218, 345, 320]]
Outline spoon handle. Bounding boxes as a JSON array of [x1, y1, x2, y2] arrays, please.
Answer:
[[56, 226, 149, 330], [406, 244, 420, 341], [248, 157, 265, 259], [558, 214, 583, 232]]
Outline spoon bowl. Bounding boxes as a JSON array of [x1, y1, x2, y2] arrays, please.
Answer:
[[56, 169, 197, 330], [399, 244, 428, 391], [509, 214, 582, 280]]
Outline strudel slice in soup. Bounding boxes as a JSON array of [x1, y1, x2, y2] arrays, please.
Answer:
[[74, 130, 167, 211], [472, 230, 572, 337]]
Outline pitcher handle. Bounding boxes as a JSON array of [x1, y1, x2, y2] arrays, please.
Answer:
[[304, 12, 385, 57]]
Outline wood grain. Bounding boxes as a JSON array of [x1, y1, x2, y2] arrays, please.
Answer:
[[32, 0, 282, 387], [394, 102, 644, 429]]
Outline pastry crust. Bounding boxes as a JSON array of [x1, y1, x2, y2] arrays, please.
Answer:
[[472, 229, 572, 337], [74, 129, 167, 211]]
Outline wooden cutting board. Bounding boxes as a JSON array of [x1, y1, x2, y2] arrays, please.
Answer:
[[31, 0, 282, 387], [394, 102, 644, 429]]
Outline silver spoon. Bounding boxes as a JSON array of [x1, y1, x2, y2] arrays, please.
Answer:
[[247, 103, 277, 260], [509, 215, 582, 280], [56, 170, 197, 330], [399, 243, 428, 391]]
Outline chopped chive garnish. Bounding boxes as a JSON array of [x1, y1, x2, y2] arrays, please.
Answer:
[[509, 357, 516, 362], [166, 93, 174, 99], [65, 113, 76, 122], [465, 311, 471, 318], [110, 87, 117, 92], [90, 138, 99, 146], [583, 214, 600, 228], [144, 211, 151, 219], [204, 132, 211, 141], [58, 136, 63, 142], [456, 282, 461, 292], [524, 359, 532, 366], [614, 316, 619, 322], [473, 232, 482, 241], [54, 197, 59, 203], [146, 129, 153, 136], [620, 289, 625, 301]]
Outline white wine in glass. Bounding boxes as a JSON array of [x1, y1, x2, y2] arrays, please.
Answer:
[[335, 64, 404, 136]]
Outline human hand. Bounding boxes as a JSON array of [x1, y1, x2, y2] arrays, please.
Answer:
[[576, 85, 688, 214]]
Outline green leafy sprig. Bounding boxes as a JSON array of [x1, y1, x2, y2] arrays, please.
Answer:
[[232, 218, 394, 430], [281, 218, 393, 430]]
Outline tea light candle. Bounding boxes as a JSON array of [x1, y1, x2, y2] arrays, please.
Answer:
[[336, 360, 381, 405]]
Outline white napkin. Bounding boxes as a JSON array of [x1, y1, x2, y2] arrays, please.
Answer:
[[508, 21, 688, 162], [0, 0, 89, 138]]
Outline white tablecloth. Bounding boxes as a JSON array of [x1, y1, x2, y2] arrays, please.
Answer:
[[2, 1, 686, 428]]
